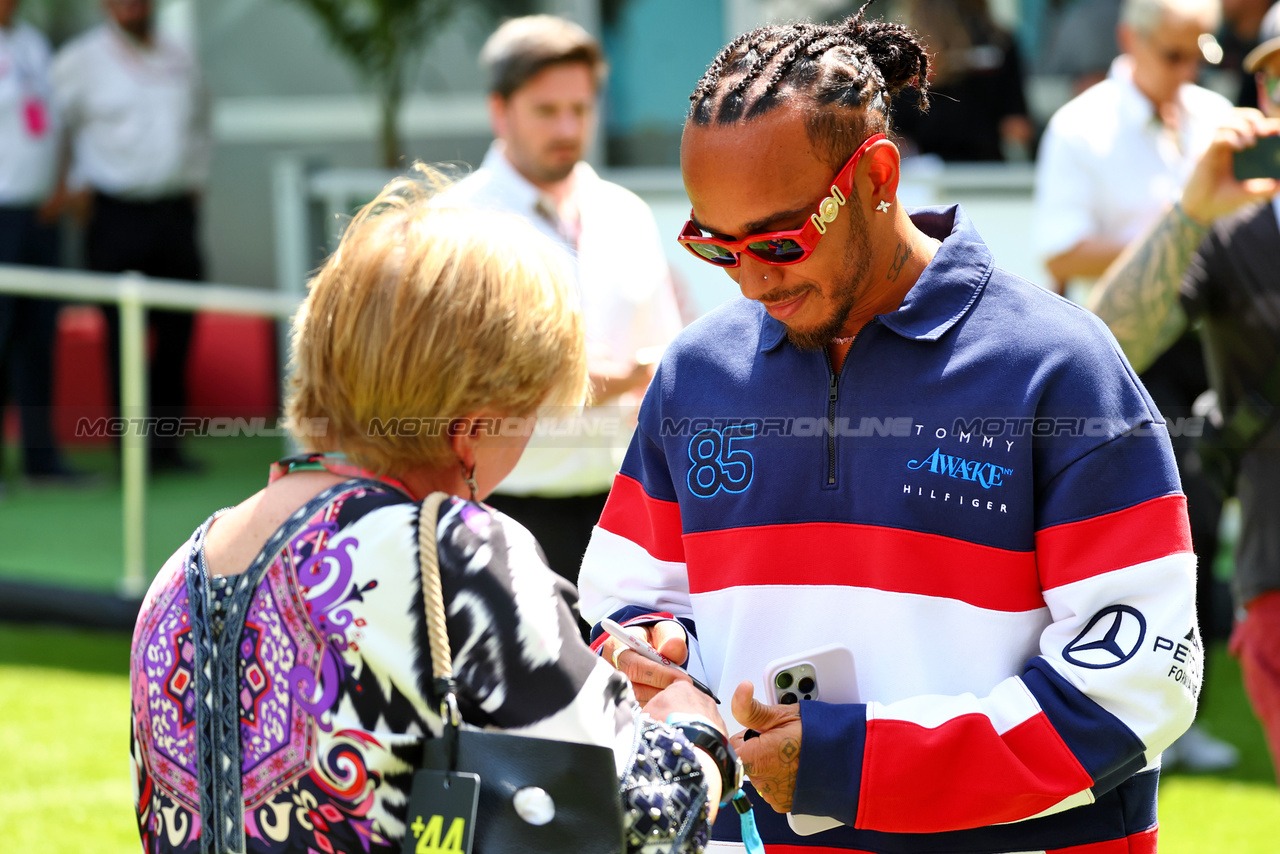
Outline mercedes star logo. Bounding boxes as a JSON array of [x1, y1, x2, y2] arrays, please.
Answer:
[[1062, 605, 1147, 669]]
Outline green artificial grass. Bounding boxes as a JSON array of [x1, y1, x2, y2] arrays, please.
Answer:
[[0, 435, 288, 592], [1159, 647, 1280, 854], [0, 624, 1274, 854], [0, 624, 136, 852], [1160, 778, 1280, 853]]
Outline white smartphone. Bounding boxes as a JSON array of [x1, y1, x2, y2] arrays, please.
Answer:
[[762, 644, 858, 706], [760, 645, 858, 836]]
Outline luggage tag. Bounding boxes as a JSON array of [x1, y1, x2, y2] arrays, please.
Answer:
[[400, 769, 479, 854]]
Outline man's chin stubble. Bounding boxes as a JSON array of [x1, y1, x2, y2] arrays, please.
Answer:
[[784, 321, 844, 351], [782, 292, 858, 351]]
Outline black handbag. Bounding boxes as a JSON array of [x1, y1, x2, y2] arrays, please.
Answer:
[[401, 492, 625, 854]]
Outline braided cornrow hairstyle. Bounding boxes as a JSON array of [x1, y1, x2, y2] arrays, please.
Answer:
[[688, 3, 930, 170]]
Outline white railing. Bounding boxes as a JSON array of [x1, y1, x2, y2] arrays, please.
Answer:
[[0, 264, 300, 597]]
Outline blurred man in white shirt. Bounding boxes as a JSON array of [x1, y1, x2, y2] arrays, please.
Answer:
[[0, 0, 85, 489], [1035, 0, 1234, 293], [437, 16, 683, 632], [52, 0, 209, 473]]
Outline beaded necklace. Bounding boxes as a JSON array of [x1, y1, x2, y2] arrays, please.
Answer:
[[268, 452, 413, 497]]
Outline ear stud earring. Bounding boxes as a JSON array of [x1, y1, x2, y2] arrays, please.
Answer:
[[876, 200, 892, 213]]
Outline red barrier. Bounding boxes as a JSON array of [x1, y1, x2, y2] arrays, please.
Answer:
[[42, 306, 279, 446]]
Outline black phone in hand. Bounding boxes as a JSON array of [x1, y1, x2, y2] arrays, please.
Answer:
[[1234, 135, 1280, 180]]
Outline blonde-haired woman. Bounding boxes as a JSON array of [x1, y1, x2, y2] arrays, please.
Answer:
[[128, 172, 728, 854]]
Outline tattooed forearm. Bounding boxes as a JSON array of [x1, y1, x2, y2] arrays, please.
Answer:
[[888, 241, 910, 282], [1089, 204, 1205, 373]]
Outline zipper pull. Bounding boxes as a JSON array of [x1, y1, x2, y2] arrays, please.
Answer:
[[828, 372, 838, 402]]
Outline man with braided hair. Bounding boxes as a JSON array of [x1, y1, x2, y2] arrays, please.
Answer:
[[580, 8, 1199, 853]]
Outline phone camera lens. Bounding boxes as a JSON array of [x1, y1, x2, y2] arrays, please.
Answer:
[[798, 676, 815, 694], [780, 692, 798, 704], [775, 672, 794, 690]]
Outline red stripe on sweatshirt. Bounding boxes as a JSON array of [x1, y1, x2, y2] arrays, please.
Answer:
[[596, 474, 685, 564], [1047, 826, 1158, 854], [857, 711, 1093, 833], [683, 522, 1041, 612], [1036, 494, 1192, 591]]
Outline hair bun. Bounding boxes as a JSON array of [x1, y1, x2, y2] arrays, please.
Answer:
[[843, 5, 930, 106]]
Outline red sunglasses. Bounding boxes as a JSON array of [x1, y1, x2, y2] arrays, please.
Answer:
[[678, 133, 886, 268]]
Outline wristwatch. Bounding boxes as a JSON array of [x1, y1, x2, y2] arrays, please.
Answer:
[[667, 714, 744, 807]]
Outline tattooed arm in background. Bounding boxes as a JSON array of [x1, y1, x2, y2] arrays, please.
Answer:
[[1089, 110, 1280, 373], [1086, 205, 1205, 374]]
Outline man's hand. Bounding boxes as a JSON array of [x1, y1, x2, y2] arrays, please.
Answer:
[[729, 681, 802, 812], [1181, 109, 1280, 225], [1090, 109, 1280, 373], [602, 620, 691, 705]]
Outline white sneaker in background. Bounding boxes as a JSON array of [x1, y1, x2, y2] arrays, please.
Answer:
[[1165, 724, 1240, 772]]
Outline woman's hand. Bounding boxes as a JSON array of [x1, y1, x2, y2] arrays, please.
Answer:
[[644, 679, 725, 733], [644, 680, 729, 822]]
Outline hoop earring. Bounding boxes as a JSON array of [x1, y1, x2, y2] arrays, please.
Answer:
[[461, 462, 478, 501]]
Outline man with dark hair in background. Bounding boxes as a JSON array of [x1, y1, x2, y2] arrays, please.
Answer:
[[51, 0, 209, 473], [437, 15, 683, 627], [582, 9, 1198, 852], [1091, 6, 1280, 776]]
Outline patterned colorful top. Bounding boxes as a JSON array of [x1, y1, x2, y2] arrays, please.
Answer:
[[130, 479, 711, 853]]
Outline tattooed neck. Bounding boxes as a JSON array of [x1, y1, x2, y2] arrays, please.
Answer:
[[888, 241, 910, 282]]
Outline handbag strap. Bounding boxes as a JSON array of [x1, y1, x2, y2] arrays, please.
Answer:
[[416, 492, 463, 771], [417, 491, 453, 682]]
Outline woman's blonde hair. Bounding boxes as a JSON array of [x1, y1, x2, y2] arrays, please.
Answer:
[[284, 166, 588, 475]]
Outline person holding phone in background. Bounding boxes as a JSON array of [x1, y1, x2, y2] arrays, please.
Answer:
[[582, 9, 1199, 853], [1091, 6, 1280, 776], [1034, 0, 1242, 772]]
